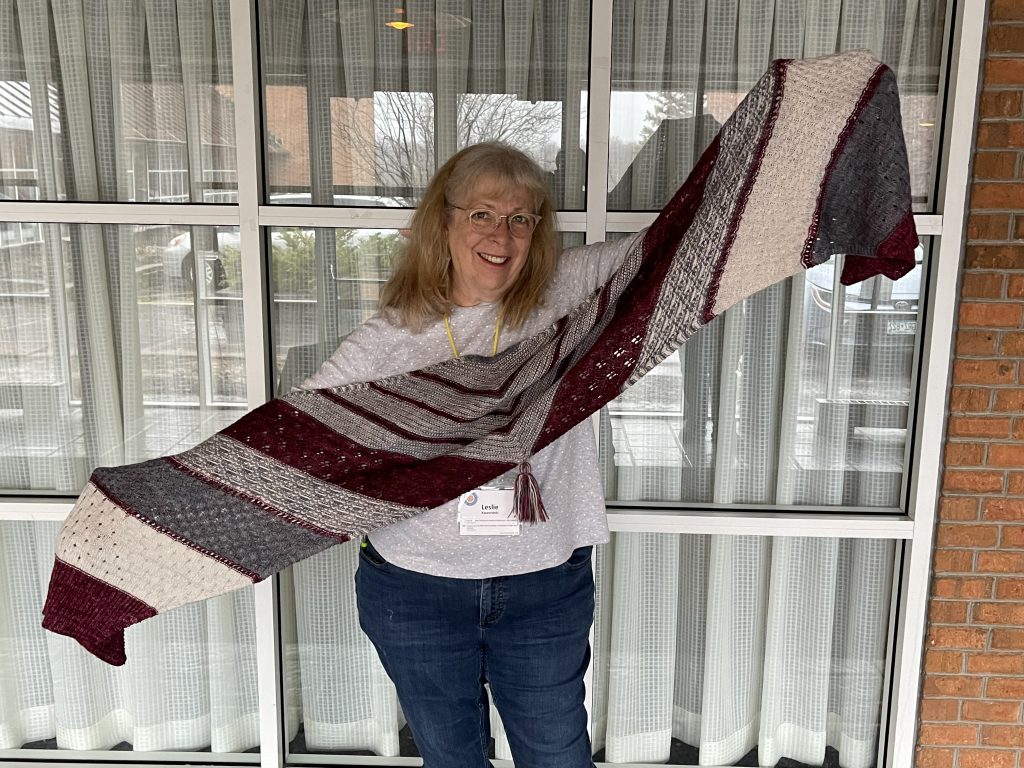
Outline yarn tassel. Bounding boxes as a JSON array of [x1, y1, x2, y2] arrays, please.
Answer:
[[513, 461, 548, 524]]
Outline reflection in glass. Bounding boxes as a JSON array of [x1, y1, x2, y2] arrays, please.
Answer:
[[0, 2, 236, 203], [591, 533, 895, 767], [600, 243, 926, 509], [607, 0, 946, 211], [259, 1, 590, 208], [0, 520, 258, 753], [0, 223, 245, 493]]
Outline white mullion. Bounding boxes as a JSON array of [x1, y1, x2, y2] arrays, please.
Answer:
[[889, 1, 985, 766], [607, 511, 913, 539], [0, 202, 240, 224], [606, 211, 943, 236], [228, 2, 281, 768], [585, 0, 614, 245]]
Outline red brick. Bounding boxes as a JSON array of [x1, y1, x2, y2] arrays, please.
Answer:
[[915, 747, 955, 768], [996, 577, 1024, 599], [975, 151, 1020, 179], [973, 601, 1024, 624], [934, 549, 975, 573], [979, 551, 1024, 572], [924, 674, 985, 697], [988, 25, 1024, 54], [937, 524, 1000, 548], [982, 725, 1024, 747], [966, 244, 1024, 267], [985, 60, 1024, 86], [992, 628, 1024, 649], [1002, 526, 1024, 548], [948, 416, 1013, 438], [928, 626, 989, 649], [978, 124, 1024, 150], [944, 470, 1006, 494], [951, 387, 994, 412], [920, 698, 961, 722], [980, 90, 1024, 118], [990, 443, 1024, 467], [952, 360, 1018, 386], [968, 214, 1012, 240], [1013, 418, 1024, 440], [1010, 472, 1024, 494], [1003, 332, 1024, 356], [993, 389, 1024, 411], [919, 723, 979, 745], [958, 330, 999, 355], [963, 272, 1007, 298], [1016, 214, 1024, 240], [992, 0, 1024, 20], [965, 700, 1023, 722], [933, 576, 994, 599], [960, 750, 1019, 768], [940, 495, 980, 518], [967, 652, 1024, 674], [1009, 274, 1024, 298], [925, 649, 965, 673], [972, 182, 1024, 207], [983, 498, 1024, 520], [988, 677, 1024, 698], [944, 444, 987, 469], [931, 601, 970, 623], [959, 303, 1023, 328]]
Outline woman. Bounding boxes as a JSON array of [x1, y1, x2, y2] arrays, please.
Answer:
[[304, 142, 634, 768]]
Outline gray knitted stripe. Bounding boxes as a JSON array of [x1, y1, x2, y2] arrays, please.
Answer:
[[629, 69, 778, 386], [92, 459, 337, 579], [806, 67, 911, 263], [176, 435, 424, 538]]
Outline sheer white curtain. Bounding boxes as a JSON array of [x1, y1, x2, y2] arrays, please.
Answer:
[[263, 0, 939, 765], [0, 0, 255, 754]]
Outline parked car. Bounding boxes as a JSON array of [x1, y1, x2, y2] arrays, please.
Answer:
[[163, 194, 408, 290]]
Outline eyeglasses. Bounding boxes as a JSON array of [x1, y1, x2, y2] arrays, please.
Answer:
[[449, 205, 541, 237]]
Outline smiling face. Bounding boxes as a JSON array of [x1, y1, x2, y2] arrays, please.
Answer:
[[446, 176, 536, 306]]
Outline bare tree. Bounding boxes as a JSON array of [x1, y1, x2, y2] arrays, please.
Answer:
[[332, 91, 562, 189]]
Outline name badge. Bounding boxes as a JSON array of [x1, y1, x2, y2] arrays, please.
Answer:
[[457, 487, 520, 536]]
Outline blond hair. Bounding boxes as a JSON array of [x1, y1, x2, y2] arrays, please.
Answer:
[[379, 142, 559, 332]]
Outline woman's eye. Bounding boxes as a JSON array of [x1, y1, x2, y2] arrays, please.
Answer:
[[470, 210, 494, 222], [509, 214, 529, 226]]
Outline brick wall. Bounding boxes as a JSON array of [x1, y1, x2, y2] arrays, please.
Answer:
[[916, 2, 1024, 767]]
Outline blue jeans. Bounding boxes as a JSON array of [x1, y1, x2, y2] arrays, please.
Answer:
[[355, 541, 595, 768]]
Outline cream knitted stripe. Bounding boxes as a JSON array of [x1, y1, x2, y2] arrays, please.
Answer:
[[711, 52, 881, 317], [55, 482, 252, 612]]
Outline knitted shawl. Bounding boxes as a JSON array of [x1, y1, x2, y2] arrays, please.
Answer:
[[42, 51, 919, 665]]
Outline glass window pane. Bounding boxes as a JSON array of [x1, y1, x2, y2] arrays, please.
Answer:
[[0, 223, 246, 493], [600, 239, 927, 509], [607, 0, 946, 212], [259, 2, 590, 208], [0, 520, 258, 753], [591, 533, 895, 766], [0, 2, 236, 203]]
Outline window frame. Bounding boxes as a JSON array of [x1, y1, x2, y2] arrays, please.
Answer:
[[0, 0, 981, 766]]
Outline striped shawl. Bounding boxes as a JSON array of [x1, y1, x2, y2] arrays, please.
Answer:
[[42, 51, 919, 665]]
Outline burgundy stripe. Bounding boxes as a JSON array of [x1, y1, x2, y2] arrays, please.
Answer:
[[840, 211, 918, 283], [367, 380, 525, 424], [319, 389, 475, 446], [800, 63, 888, 268], [702, 60, 790, 323], [407, 337, 556, 398], [90, 469, 264, 582], [531, 126, 725, 452], [42, 559, 158, 666]]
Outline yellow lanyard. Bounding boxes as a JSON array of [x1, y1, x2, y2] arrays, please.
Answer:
[[444, 313, 502, 358]]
